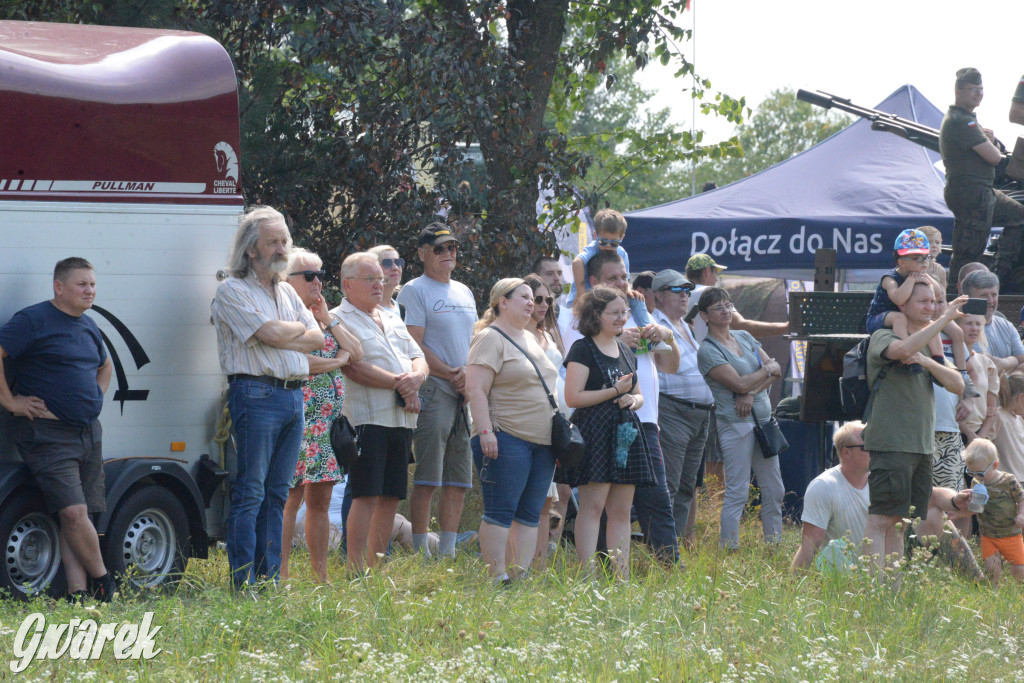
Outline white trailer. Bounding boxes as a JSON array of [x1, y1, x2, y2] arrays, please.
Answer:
[[0, 21, 243, 597]]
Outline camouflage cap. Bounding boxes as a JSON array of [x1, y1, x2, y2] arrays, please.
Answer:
[[686, 253, 727, 273], [956, 67, 982, 87]]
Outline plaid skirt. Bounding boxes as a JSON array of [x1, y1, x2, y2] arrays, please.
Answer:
[[560, 400, 655, 487]]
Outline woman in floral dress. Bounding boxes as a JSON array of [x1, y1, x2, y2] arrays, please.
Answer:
[[280, 248, 363, 582]]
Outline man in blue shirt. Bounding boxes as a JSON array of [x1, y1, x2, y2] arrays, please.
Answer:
[[0, 257, 115, 601]]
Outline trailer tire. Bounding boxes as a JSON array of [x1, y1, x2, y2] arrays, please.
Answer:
[[105, 486, 188, 589], [0, 489, 65, 600]]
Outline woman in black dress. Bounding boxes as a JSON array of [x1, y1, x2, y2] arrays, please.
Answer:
[[563, 286, 653, 579]]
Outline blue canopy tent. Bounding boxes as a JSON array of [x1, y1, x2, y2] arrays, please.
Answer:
[[626, 85, 952, 281]]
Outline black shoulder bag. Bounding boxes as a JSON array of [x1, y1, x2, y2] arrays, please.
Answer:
[[491, 327, 586, 470]]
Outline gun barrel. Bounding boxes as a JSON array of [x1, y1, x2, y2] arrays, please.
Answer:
[[798, 88, 940, 153]]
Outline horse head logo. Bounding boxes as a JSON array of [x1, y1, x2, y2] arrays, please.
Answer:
[[213, 142, 239, 184]]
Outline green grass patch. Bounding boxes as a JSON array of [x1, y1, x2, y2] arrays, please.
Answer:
[[0, 495, 1022, 681]]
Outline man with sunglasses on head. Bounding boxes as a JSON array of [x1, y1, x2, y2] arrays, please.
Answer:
[[211, 206, 324, 589], [650, 269, 713, 548], [397, 223, 478, 558], [941, 67, 1024, 295], [790, 421, 979, 578]]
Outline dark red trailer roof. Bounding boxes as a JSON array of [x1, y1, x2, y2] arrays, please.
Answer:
[[0, 21, 242, 205]]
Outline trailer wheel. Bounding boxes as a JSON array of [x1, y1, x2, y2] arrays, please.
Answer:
[[105, 486, 188, 589], [0, 489, 65, 599]]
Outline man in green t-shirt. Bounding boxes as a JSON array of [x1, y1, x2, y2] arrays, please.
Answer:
[[940, 67, 1024, 295], [861, 282, 967, 572], [1009, 74, 1024, 126]]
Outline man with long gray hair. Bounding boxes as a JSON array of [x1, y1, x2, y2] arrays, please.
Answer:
[[211, 206, 324, 589]]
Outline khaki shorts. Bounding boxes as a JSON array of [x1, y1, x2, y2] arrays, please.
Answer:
[[411, 378, 472, 487], [868, 451, 932, 519]]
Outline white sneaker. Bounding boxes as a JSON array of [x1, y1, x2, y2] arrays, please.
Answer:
[[651, 340, 673, 354]]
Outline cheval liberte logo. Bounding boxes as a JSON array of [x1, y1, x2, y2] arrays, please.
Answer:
[[8, 611, 162, 672]]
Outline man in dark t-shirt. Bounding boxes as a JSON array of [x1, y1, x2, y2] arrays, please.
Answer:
[[0, 257, 116, 601], [940, 67, 1024, 294]]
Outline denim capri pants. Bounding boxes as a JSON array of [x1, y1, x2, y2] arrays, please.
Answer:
[[471, 431, 556, 528]]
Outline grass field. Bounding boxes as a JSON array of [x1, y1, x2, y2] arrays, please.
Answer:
[[1, 485, 1022, 682]]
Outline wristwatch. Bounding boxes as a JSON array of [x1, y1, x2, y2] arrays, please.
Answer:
[[325, 317, 341, 331]]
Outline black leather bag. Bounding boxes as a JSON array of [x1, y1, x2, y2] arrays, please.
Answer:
[[491, 328, 585, 470], [751, 405, 788, 459], [329, 416, 359, 470]]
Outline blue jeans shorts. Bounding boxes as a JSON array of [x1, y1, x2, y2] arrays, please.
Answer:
[[471, 432, 556, 528]]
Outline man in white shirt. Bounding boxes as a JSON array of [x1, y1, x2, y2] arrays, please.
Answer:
[[650, 269, 714, 543], [791, 421, 979, 577], [561, 251, 682, 562]]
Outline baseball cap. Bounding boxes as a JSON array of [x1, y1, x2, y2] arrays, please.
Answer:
[[652, 269, 695, 292], [894, 228, 930, 256], [417, 222, 460, 247], [686, 254, 727, 273]]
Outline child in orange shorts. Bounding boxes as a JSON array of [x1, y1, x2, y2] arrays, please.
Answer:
[[963, 439, 1024, 586]]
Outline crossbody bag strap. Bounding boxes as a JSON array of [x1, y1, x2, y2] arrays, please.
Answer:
[[585, 336, 637, 393], [490, 327, 560, 413]]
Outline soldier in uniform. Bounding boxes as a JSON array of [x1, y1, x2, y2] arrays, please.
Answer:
[[1009, 74, 1024, 126], [941, 68, 1024, 295]]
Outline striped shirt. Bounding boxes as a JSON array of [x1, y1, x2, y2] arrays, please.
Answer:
[[211, 272, 317, 380], [333, 299, 423, 429], [652, 307, 714, 404]]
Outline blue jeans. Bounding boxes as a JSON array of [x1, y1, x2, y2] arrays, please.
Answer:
[[471, 432, 555, 528], [226, 379, 304, 588]]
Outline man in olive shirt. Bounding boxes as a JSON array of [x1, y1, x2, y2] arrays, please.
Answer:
[[862, 282, 966, 572], [1009, 74, 1024, 126], [940, 67, 1024, 294]]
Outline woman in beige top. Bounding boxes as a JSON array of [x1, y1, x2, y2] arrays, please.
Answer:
[[466, 278, 559, 582], [958, 314, 999, 443]]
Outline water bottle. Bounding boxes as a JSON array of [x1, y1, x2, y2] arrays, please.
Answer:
[[968, 482, 988, 514]]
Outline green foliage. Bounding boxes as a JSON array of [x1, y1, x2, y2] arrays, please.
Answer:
[[693, 88, 853, 191], [6, 0, 746, 303]]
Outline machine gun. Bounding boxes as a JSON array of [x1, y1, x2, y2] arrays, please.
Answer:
[[798, 88, 1024, 194], [797, 89, 943, 152]]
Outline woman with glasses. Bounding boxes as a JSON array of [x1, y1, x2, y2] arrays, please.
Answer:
[[280, 248, 363, 582], [562, 285, 653, 579], [368, 244, 405, 319], [695, 286, 784, 550], [523, 274, 567, 565], [465, 278, 559, 582]]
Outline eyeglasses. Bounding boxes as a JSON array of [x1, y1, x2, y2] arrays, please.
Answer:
[[432, 243, 458, 255], [845, 443, 866, 451], [661, 285, 693, 294], [966, 462, 994, 480], [706, 303, 735, 313], [534, 295, 554, 306], [380, 257, 405, 269], [596, 238, 621, 248], [346, 276, 387, 286], [602, 308, 630, 319], [289, 270, 325, 282], [899, 255, 931, 263]]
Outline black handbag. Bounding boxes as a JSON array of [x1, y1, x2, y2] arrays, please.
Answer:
[[750, 405, 788, 459], [329, 416, 359, 470], [491, 328, 586, 470]]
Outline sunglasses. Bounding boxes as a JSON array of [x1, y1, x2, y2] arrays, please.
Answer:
[[534, 295, 554, 306], [966, 462, 994, 480], [661, 285, 693, 294], [432, 243, 458, 255], [380, 257, 405, 269], [289, 270, 325, 282], [596, 238, 621, 248]]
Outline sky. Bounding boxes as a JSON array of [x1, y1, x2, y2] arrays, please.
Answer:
[[639, 0, 1024, 148]]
